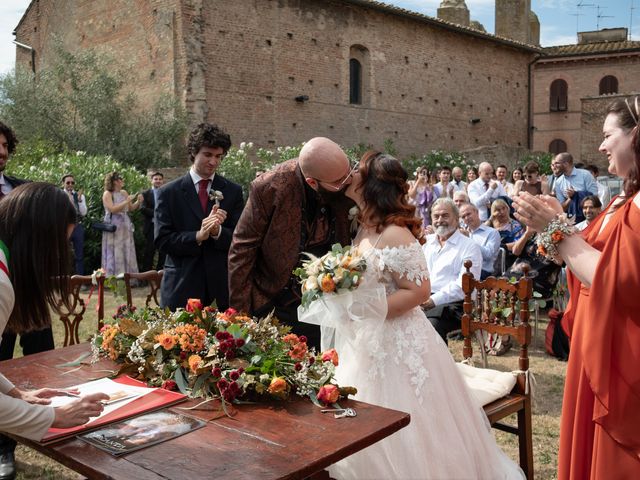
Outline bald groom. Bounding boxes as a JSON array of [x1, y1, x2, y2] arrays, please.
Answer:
[[228, 137, 356, 349]]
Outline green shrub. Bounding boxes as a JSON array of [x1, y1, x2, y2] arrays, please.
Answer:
[[8, 144, 149, 272], [520, 152, 553, 175]]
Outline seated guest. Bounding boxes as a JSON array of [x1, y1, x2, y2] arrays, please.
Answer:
[[513, 161, 551, 197], [485, 198, 524, 269], [421, 198, 482, 343], [575, 195, 602, 231], [468, 162, 507, 221], [452, 190, 469, 210], [586, 164, 611, 207], [459, 203, 501, 279], [0, 183, 108, 471]]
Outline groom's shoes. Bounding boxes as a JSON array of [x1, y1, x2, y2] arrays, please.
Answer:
[[0, 452, 16, 480]]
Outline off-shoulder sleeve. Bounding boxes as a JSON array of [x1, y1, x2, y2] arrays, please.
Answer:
[[378, 242, 429, 286]]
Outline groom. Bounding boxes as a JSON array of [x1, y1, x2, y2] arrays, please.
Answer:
[[228, 138, 355, 349]]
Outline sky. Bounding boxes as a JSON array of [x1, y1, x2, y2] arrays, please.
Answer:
[[0, 0, 637, 75]]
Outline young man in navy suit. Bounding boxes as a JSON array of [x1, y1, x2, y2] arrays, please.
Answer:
[[154, 123, 244, 311]]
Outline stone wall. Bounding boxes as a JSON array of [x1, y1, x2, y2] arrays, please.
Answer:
[[14, 0, 536, 161]]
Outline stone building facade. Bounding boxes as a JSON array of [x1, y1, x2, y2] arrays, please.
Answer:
[[532, 28, 640, 169], [13, 0, 539, 160]]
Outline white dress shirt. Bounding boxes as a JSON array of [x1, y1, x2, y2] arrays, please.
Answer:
[[0, 174, 12, 196], [422, 230, 482, 306], [433, 182, 453, 198], [451, 180, 467, 193], [468, 224, 501, 273], [597, 182, 611, 207], [189, 168, 221, 240], [65, 190, 88, 217], [467, 178, 508, 221]]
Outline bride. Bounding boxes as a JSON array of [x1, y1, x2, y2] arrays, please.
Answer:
[[328, 152, 524, 479]]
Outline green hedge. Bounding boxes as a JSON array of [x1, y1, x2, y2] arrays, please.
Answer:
[[8, 143, 149, 272]]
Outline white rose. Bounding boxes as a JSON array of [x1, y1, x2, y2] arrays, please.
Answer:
[[304, 276, 319, 292]]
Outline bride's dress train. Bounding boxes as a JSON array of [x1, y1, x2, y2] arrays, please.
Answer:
[[327, 242, 524, 480]]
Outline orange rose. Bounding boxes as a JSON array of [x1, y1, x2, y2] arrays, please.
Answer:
[[551, 231, 564, 243], [267, 377, 287, 394], [320, 274, 336, 293], [186, 298, 203, 312], [321, 348, 339, 366], [317, 384, 340, 405], [289, 342, 308, 361], [188, 354, 202, 373], [537, 244, 547, 256], [155, 333, 177, 350]]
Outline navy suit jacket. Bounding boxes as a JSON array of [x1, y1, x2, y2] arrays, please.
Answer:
[[154, 172, 244, 311]]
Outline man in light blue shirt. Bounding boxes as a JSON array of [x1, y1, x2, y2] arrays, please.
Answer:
[[553, 152, 599, 206], [459, 203, 501, 279]]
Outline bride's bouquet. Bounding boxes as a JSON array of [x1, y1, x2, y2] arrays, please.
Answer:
[[294, 243, 367, 309], [295, 244, 387, 352]]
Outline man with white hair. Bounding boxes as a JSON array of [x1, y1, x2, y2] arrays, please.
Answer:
[[459, 203, 501, 279], [422, 198, 482, 343], [453, 190, 469, 209], [467, 162, 507, 221]]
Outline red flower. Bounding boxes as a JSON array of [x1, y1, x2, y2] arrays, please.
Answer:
[[317, 384, 340, 405], [321, 348, 339, 366], [229, 381, 240, 394], [218, 378, 229, 390], [229, 370, 240, 381], [308, 356, 315, 365], [299, 335, 308, 344], [225, 307, 238, 316], [294, 362, 303, 371], [179, 351, 187, 360], [161, 380, 177, 391], [237, 367, 244, 374], [212, 367, 222, 378], [225, 350, 236, 360], [186, 298, 203, 312], [235, 338, 246, 348]]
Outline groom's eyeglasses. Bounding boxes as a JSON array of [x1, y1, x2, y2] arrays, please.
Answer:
[[316, 160, 359, 191]]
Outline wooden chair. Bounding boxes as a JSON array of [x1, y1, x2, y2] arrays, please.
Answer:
[[460, 260, 535, 479], [52, 274, 105, 347], [122, 270, 163, 309]]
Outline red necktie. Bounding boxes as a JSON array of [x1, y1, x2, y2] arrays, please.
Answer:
[[198, 179, 209, 213]]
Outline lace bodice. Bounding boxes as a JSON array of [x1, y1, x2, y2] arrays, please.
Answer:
[[362, 241, 429, 294]]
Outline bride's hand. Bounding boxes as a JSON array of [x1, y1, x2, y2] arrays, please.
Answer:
[[512, 192, 563, 232]]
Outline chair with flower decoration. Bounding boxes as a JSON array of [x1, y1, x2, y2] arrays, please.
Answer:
[[458, 260, 534, 479], [52, 274, 105, 346], [122, 270, 164, 309]]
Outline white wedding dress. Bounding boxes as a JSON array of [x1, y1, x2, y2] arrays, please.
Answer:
[[327, 241, 525, 480]]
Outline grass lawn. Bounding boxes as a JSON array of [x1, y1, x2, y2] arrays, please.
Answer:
[[10, 292, 566, 479]]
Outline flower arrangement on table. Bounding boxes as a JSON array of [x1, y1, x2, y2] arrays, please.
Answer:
[[92, 300, 354, 409], [294, 243, 367, 309]]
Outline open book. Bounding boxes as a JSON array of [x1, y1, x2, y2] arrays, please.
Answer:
[[40, 376, 186, 444]]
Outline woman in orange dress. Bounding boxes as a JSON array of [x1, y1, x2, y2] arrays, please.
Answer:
[[513, 97, 640, 479]]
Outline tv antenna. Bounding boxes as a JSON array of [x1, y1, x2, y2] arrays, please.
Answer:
[[630, 0, 636, 40], [571, 1, 595, 35], [596, 5, 613, 30]]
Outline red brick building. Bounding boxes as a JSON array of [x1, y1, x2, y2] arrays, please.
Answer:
[[13, 0, 539, 160]]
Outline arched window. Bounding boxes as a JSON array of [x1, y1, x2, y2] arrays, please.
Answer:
[[599, 75, 618, 95], [349, 45, 369, 106], [349, 58, 362, 105], [549, 139, 567, 155], [549, 79, 568, 112]]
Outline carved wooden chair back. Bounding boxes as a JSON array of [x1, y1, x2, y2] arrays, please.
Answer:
[[123, 270, 163, 309], [461, 259, 535, 479], [52, 275, 105, 347]]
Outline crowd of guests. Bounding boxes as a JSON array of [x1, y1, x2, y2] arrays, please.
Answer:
[[1, 89, 638, 479]]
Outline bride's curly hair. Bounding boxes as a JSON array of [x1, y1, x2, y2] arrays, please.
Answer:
[[357, 151, 425, 244]]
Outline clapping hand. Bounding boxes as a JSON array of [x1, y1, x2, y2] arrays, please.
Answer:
[[513, 192, 563, 232]]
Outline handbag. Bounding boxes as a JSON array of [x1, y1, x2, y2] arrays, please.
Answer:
[[92, 212, 117, 232]]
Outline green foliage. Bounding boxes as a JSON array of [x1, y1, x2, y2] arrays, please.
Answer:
[[7, 144, 149, 271], [520, 151, 553, 175], [402, 150, 474, 180], [0, 46, 186, 171]]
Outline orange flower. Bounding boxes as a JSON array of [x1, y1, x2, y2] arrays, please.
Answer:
[[186, 298, 203, 312], [317, 384, 340, 405], [155, 333, 177, 350], [537, 244, 547, 256], [321, 348, 339, 366], [320, 274, 336, 293], [188, 354, 202, 373], [267, 377, 287, 394], [174, 324, 207, 352], [283, 333, 300, 345], [289, 342, 308, 361], [551, 231, 564, 243]]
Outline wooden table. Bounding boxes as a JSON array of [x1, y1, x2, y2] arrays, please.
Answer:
[[1, 343, 410, 479]]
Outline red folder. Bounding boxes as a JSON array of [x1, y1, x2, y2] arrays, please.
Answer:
[[40, 376, 186, 444]]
